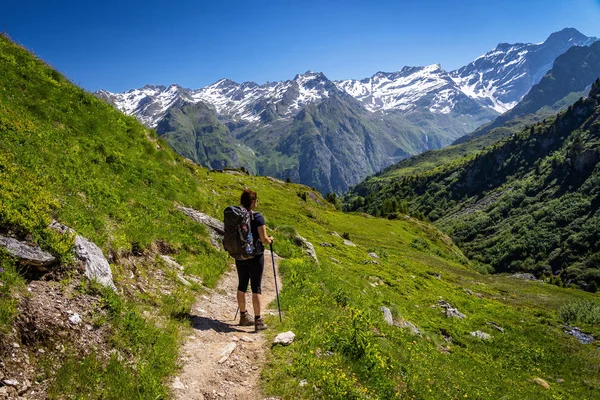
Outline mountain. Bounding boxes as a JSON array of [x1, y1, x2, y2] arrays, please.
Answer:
[[99, 28, 596, 193], [345, 79, 600, 289], [456, 40, 600, 145], [450, 27, 597, 113]]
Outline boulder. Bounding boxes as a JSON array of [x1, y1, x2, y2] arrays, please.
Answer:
[[75, 235, 117, 291], [380, 306, 393, 325], [177, 206, 224, 249], [0, 235, 57, 268], [437, 300, 466, 320], [273, 331, 295, 346], [294, 235, 318, 264], [50, 221, 116, 290]]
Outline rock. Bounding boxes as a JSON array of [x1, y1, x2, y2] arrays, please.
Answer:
[[299, 379, 308, 387], [329, 257, 340, 264], [330, 231, 342, 238], [267, 176, 286, 184], [533, 377, 550, 389], [3, 379, 18, 387], [0, 236, 57, 267], [177, 206, 224, 250], [160, 255, 184, 271], [464, 288, 474, 295], [294, 236, 318, 264], [396, 320, 422, 337], [172, 377, 186, 390], [363, 260, 379, 265], [368, 252, 379, 259], [273, 331, 295, 346], [12, 342, 19, 348], [380, 307, 394, 325], [240, 336, 254, 343], [69, 314, 82, 325], [564, 326, 595, 344], [510, 273, 538, 281], [343, 239, 356, 247], [487, 322, 504, 333], [319, 242, 333, 247], [470, 331, 492, 340], [75, 235, 117, 291], [218, 342, 237, 363], [437, 300, 466, 320], [177, 274, 192, 287]]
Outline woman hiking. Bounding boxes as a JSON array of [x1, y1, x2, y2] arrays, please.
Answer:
[[236, 188, 274, 331]]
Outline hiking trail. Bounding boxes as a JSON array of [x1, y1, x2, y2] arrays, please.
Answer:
[[171, 250, 283, 400]]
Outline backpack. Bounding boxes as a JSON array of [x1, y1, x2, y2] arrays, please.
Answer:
[[223, 206, 256, 260]]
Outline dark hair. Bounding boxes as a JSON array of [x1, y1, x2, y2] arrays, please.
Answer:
[[240, 188, 257, 209]]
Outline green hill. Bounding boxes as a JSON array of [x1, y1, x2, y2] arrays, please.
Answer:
[[2, 34, 600, 399], [346, 79, 600, 290]]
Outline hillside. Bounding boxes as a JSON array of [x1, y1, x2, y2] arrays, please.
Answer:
[[346, 79, 600, 291], [2, 35, 600, 399]]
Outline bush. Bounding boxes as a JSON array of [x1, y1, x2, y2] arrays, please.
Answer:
[[559, 300, 600, 325]]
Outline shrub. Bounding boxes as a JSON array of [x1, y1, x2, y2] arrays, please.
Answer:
[[559, 300, 600, 325]]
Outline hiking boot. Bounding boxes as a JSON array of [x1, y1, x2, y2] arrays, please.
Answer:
[[239, 312, 254, 326], [254, 316, 268, 332]]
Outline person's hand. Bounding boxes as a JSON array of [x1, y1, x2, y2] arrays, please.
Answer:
[[267, 236, 274, 244]]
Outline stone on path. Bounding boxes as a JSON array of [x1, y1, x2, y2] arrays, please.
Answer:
[[218, 342, 237, 364], [172, 377, 186, 390], [273, 331, 295, 346]]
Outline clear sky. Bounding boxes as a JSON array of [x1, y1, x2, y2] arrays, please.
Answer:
[[4, 0, 600, 92]]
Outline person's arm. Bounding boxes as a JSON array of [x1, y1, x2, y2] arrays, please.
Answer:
[[257, 225, 274, 245]]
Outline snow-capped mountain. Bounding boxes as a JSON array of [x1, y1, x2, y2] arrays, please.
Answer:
[[449, 28, 597, 113], [334, 64, 480, 114], [99, 71, 338, 128]]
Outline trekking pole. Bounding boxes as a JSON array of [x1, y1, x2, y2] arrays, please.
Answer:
[[270, 243, 282, 322], [234, 306, 239, 321]]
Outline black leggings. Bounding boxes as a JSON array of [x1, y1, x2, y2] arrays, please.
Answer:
[[235, 254, 264, 294]]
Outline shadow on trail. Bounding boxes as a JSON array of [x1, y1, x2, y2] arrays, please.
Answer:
[[187, 314, 247, 333]]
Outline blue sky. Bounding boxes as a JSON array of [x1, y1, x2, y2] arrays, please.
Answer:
[[4, 0, 600, 92]]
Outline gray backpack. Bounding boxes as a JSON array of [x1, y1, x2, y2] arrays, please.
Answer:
[[223, 206, 255, 260]]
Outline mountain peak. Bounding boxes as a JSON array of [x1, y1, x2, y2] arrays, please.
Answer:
[[544, 27, 588, 46]]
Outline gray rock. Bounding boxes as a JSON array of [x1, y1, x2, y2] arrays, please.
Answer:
[[319, 242, 333, 247], [177, 274, 192, 287], [69, 313, 82, 325], [172, 377, 186, 390], [380, 306, 394, 325], [368, 252, 379, 259], [343, 239, 356, 247], [50, 221, 116, 290], [487, 322, 505, 333], [564, 326, 595, 344], [396, 320, 422, 337], [470, 331, 492, 340], [437, 300, 466, 319], [0, 235, 57, 267], [177, 206, 224, 249], [363, 260, 379, 265], [218, 342, 237, 363], [273, 331, 295, 346], [510, 273, 538, 281], [294, 236, 318, 264], [160, 255, 184, 271], [75, 235, 117, 291], [3, 379, 18, 387]]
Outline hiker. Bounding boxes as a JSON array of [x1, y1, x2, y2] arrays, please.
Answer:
[[235, 188, 274, 331]]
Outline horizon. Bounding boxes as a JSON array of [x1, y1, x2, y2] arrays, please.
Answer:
[[4, 0, 600, 93]]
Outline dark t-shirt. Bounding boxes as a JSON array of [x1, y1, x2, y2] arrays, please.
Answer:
[[251, 211, 265, 253]]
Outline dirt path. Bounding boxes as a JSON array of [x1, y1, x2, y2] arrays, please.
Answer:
[[171, 250, 282, 400]]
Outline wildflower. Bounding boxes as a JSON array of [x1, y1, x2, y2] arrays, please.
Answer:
[[0, 268, 4, 273]]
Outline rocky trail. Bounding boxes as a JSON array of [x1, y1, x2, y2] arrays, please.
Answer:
[[171, 250, 283, 400]]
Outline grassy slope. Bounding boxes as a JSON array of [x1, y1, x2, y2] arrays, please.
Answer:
[[0, 35, 599, 399]]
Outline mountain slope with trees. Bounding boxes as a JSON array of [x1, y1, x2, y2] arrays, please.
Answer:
[[346, 79, 600, 290]]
